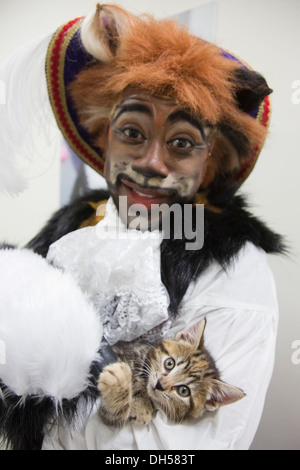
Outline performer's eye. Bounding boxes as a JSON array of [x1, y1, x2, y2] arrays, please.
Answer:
[[167, 135, 208, 155], [169, 138, 193, 149], [122, 127, 144, 141]]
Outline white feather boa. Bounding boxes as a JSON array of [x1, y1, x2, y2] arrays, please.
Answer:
[[0, 248, 103, 403]]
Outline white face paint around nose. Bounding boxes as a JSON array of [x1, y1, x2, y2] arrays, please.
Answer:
[[108, 158, 197, 199]]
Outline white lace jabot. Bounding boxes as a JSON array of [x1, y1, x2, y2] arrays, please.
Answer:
[[47, 198, 170, 345]]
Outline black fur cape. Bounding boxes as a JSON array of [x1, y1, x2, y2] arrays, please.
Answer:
[[0, 190, 284, 450]]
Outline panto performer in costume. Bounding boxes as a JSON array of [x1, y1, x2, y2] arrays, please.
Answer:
[[0, 4, 284, 450]]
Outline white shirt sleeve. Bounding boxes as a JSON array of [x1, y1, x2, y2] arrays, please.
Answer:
[[42, 242, 279, 450]]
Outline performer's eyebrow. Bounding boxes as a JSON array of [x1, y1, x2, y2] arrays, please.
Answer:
[[166, 110, 205, 137], [111, 105, 207, 138], [111, 103, 152, 123]]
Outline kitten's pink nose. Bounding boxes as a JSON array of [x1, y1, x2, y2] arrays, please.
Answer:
[[155, 380, 165, 391]]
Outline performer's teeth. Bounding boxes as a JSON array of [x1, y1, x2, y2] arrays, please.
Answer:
[[135, 190, 155, 198]]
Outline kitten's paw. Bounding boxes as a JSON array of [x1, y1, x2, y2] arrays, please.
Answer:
[[98, 362, 132, 393], [130, 399, 154, 425], [98, 362, 132, 426]]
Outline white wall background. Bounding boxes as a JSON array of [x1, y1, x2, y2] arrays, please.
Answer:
[[0, 0, 299, 450]]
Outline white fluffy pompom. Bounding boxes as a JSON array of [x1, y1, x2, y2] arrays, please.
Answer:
[[0, 248, 103, 402]]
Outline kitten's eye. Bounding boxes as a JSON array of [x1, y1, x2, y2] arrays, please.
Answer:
[[176, 385, 190, 397], [164, 357, 175, 371]]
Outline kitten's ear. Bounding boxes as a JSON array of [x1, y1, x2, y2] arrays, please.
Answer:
[[175, 318, 206, 350], [205, 379, 245, 411], [80, 4, 132, 62]]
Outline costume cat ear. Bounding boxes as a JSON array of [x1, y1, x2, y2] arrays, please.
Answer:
[[233, 68, 272, 114], [205, 379, 246, 411], [80, 3, 132, 62], [175, 318, 206, 350]]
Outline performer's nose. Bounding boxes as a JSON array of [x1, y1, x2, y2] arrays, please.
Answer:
[[132, 141, 169, 179]]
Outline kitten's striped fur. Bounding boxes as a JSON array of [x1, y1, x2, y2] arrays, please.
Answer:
[[98, 318, 245, 426]]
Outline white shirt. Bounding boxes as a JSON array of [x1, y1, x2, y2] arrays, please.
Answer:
[[42, 241, 278, 450]]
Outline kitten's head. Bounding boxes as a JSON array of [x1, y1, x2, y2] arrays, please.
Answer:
[[146, 318, 245, 423]]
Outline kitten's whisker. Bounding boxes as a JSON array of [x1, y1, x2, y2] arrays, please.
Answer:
[[132, 357, 151, 370], [144, 342, 156, 351], [142, 361, 152, 371], [143, 357, 153, 368]]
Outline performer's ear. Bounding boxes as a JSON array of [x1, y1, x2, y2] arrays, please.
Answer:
[[80, 3, 132, 62], [234, 68, 272, 113]]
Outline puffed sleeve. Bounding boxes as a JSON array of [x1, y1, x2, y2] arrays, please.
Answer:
[[0, 247, 105, 449]]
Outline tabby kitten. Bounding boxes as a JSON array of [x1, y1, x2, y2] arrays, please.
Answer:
[[98, 318, 245, 426]]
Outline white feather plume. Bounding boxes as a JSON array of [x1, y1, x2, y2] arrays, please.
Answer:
[[0, 32, 60, 195]]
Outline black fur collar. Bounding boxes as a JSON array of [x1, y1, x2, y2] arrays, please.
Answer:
[[27, 189, 285, 316]]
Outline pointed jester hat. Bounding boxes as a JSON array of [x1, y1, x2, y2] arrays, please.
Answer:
[[2, 4, 272, 205]]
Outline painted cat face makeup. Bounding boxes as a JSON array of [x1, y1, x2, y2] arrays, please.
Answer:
[[104, 92, 211, 228]]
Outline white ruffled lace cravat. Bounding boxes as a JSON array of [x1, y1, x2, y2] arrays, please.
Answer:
[[47, 198, 170, 345]]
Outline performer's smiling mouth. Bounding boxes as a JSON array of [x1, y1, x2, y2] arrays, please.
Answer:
[[120, 176, 178, 209]]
